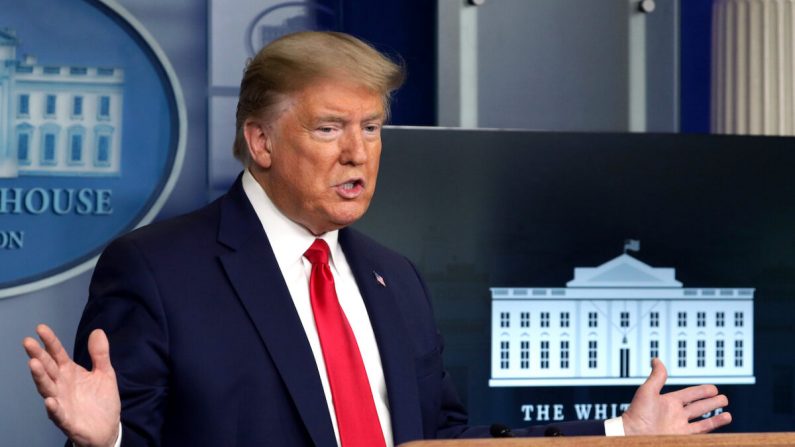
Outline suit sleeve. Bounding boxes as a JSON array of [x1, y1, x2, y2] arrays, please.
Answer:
[[406, 261, 607, 439], [73, 236, 170, 446]]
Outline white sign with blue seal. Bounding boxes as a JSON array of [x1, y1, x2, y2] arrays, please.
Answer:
[[0, 0, 186, 298]]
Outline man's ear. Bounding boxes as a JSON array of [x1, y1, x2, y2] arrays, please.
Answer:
[[243, 118, 273, 169]]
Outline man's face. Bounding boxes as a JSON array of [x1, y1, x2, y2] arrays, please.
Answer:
[[248, 79, 385, 235]]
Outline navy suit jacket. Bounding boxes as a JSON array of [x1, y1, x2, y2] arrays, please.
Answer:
[[74, 177, 604, 446]]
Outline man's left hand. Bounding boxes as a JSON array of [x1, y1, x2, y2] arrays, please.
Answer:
[[621, 358, 732, 435]]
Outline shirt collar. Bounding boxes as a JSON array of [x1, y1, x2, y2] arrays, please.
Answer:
[[241, 169, 340, 272]]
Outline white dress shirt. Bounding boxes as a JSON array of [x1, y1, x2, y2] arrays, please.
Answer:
[[242, 169, 394, 447]]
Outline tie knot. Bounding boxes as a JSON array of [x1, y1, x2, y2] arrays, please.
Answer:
[[304, 239, 330, 265]]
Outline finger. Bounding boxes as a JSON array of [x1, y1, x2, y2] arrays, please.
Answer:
[[44, 396, 68, 428], [670, 384, 719, 405], [684, 394, 729, 420], [23, 337, 60, 381], [88, 329, 113, 374], [641, 357, 668, 395], [22, 336, 43, 359], [28, 358, 58, 398], [687, 411, 732, 434], [36, 324, 72, 366]]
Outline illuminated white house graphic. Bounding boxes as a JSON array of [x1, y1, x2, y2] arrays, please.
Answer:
[[490, 253, 755, 387], [0, 28, 123, 178]]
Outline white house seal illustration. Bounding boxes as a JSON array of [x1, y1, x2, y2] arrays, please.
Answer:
[[0, 0, 186, 298]]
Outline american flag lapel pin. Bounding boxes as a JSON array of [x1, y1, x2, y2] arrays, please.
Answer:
[[372, 270, 386, 287]]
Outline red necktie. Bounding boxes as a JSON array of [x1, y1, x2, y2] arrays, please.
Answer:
[[304, 239, 386, 447]]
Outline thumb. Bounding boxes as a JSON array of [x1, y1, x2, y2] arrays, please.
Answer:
[[642, 357, 667, 395], [87, 329, 113, 374]]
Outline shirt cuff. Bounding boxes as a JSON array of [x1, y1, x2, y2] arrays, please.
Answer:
[[113, 423, 122, 447], [71, 423, 121, 447], [604, 416, 625, 436]]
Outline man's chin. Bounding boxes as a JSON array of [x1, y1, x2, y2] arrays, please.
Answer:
[[330, 215, 363, 230], [329, 208, 367, 230], [302, 211, 365, 235]]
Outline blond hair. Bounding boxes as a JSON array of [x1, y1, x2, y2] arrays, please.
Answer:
[[233, 31, 405, 165]]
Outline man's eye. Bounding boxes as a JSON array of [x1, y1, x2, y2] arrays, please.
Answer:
[[318, 127, 334, 133]]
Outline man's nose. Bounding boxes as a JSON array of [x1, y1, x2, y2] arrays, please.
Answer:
[[340, 129, 368, 165]]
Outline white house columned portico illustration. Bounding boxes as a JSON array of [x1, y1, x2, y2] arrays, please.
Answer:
[[490, 246, 755, 387], [0, 28, 123, 178]]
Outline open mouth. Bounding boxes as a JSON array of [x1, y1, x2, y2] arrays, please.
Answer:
[[340, 181, 360, 190], [335, 179, 365, 198]]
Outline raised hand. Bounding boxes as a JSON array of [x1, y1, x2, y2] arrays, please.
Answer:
[[622, 358, 732, 435], [23, 324, 121, 447]]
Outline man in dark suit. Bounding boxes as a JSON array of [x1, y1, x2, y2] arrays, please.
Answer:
[[24, 31, 731, 446]]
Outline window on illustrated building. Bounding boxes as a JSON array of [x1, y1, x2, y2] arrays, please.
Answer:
[[540, 341, 549, 369], [560, 340, 569, 369], [68, 126, 85, 165], [588, 312, 598, 328], [500, 312, 509, 328], [560, 312, 569, 328], [735, 339, 743, 367], [18, 94, 29, 117], [16, 124, 33, 165], [94, 125, 114, 167], [73, 95, 83, 117], [40, 124, 60, 166], [540, 312, 550, 328], [620, 311, 629, 328], [500, 340, 510, 369], [678, 340, 687, 367], [45, 94, 56, 117], [98, 95, 111, 120]]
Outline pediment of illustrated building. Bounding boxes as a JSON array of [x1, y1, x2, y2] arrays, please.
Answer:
[[0, 29, 18, 45], [566, 254, 682, 288]]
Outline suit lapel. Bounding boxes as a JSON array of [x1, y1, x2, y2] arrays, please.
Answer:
[[340, 229, 423, 444], [217, 179, 336, 447]]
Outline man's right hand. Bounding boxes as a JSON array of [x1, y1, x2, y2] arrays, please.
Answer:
[[23, 324, 121, 447]]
